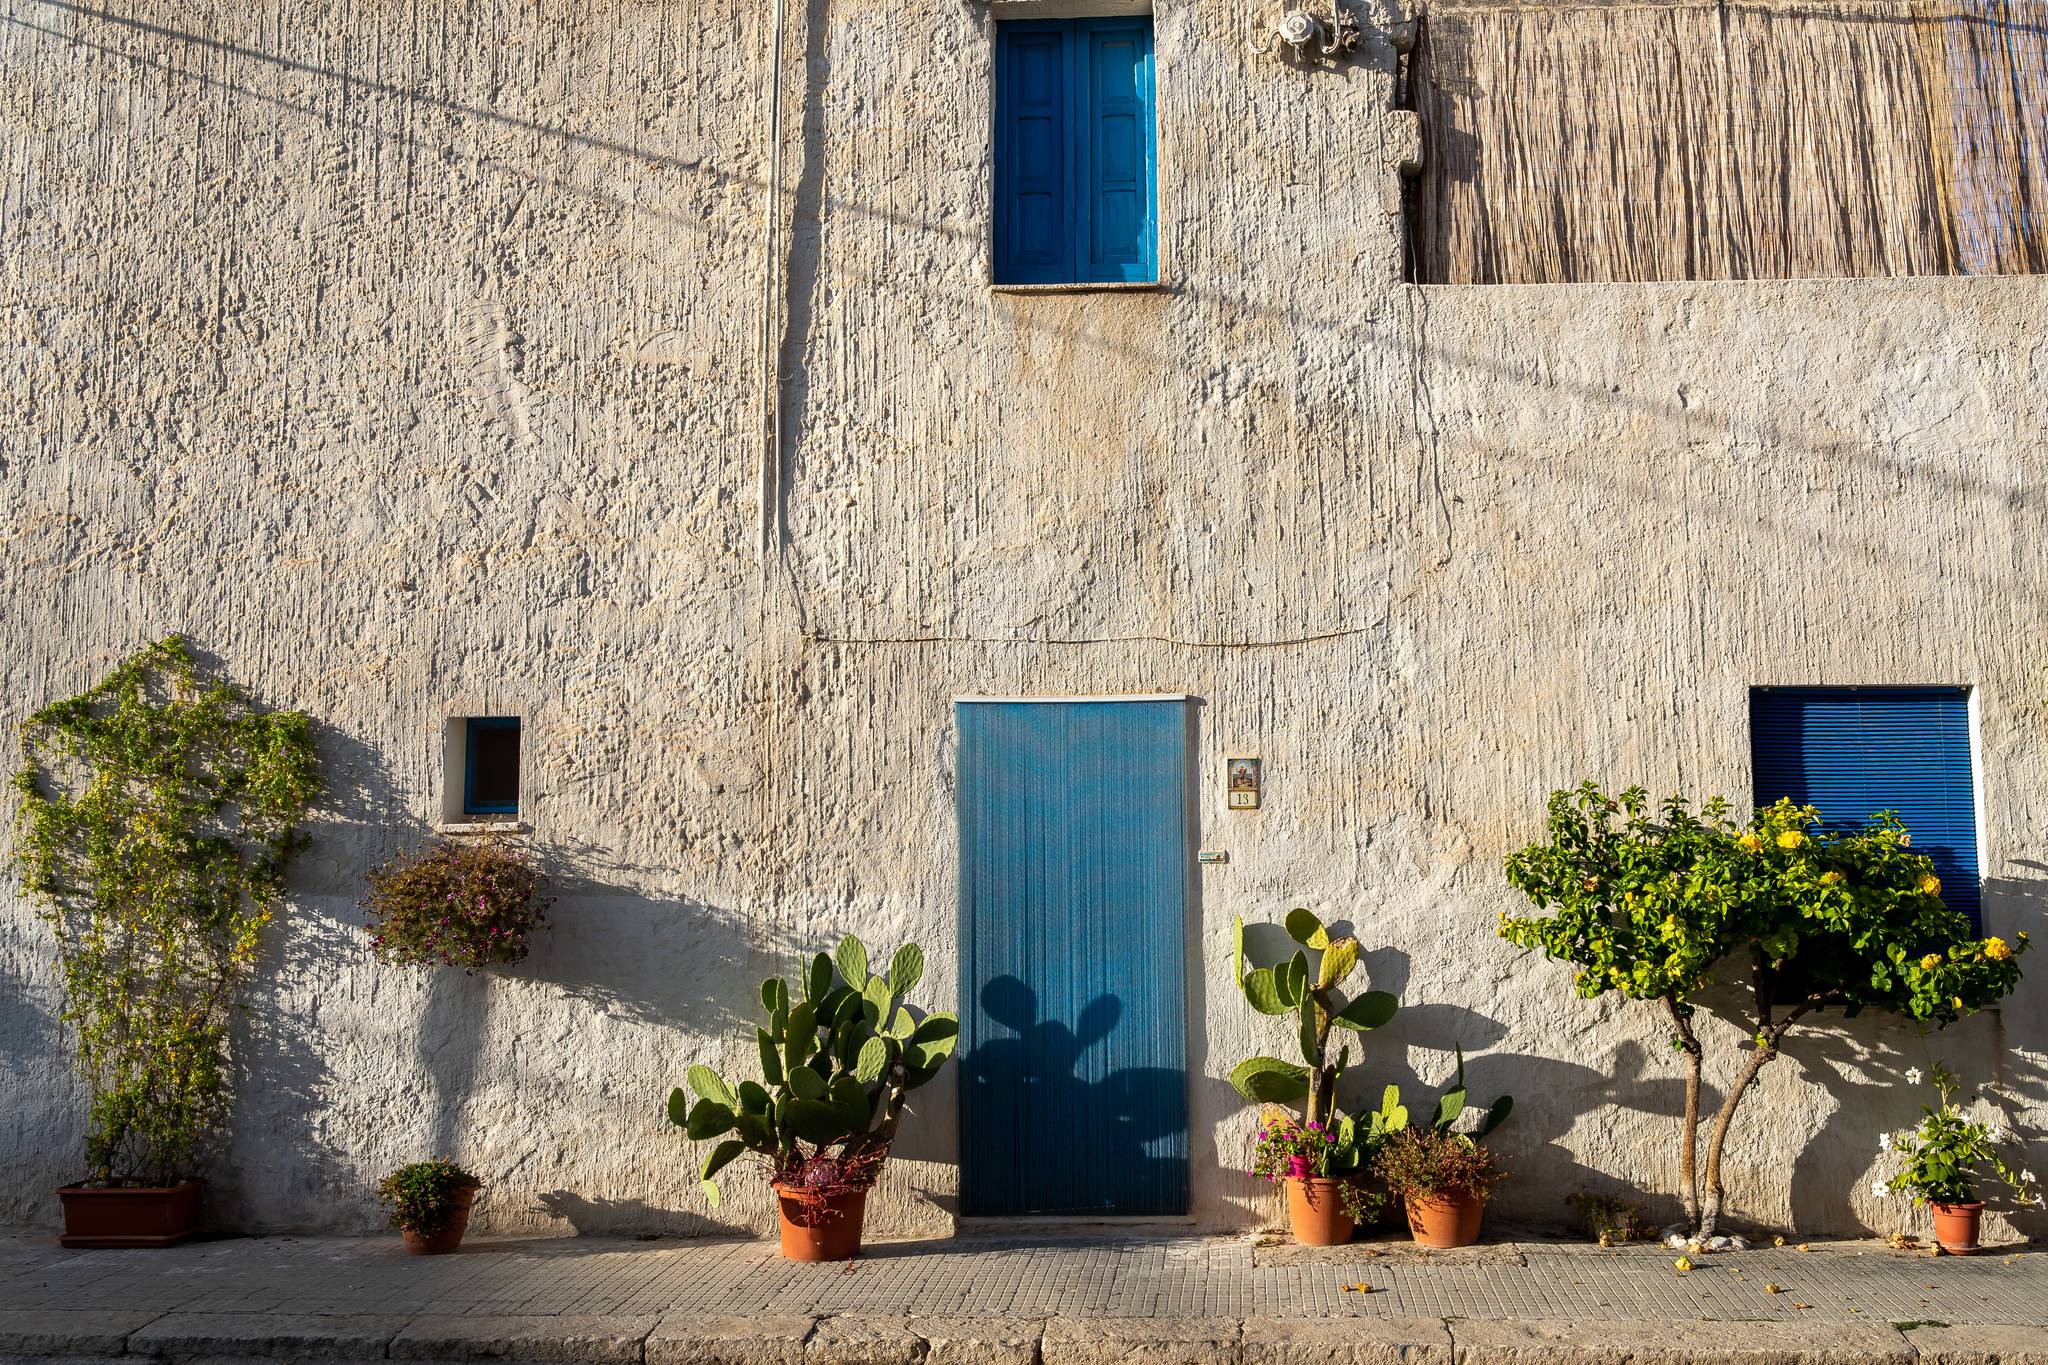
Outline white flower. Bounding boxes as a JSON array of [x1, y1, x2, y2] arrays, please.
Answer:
[[1905, 1067, 1925, 1086], [1879, 1132, 1892, 1151], [2025, 1170, 2038, 1184], [1990, 1127, 2010, 1144], [1870, 1180, 1889, 1198]]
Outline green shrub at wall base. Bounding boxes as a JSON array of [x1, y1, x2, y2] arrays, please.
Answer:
[[10, 636, 318, 1186], [378, 1159, 482, 1235]]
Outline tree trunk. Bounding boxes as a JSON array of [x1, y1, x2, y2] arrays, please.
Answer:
[[1665, 998, 1704, 1231]]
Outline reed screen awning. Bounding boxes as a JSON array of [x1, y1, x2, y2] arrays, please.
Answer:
[[1412, 0, 2048, 283]]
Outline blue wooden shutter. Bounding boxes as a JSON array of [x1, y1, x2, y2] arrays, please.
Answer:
[[1077, 18, 1157, 283], [995, 18, 1156, 285], [1750, 688, 1981, 927], [995, 23, 1073, 284]]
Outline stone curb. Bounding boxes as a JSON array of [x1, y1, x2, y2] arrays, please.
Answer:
[[2, 1313, 2046, 1364], [390, 1316, 660, 1363]]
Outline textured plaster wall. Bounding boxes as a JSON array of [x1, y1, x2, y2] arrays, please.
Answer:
[[2, 0, 2044, 1244]]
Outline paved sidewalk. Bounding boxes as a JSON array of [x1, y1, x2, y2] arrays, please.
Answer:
[[1, 1232, 2043, 1363]]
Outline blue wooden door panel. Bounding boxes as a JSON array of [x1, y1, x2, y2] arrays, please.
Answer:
[[994, 17, 1156, 285], [995, 24, 1074, 284], [1080, 21, 1157, 281], [1751, 687, 1981, 926], [958, 700, 1190, 1217]]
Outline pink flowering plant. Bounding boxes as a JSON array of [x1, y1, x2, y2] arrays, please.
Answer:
[[1249, 1107, 1382, 1218], [362, 837, 551, 971]]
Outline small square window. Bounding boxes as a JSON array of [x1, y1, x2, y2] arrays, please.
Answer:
[[462, 717, 521, 816]]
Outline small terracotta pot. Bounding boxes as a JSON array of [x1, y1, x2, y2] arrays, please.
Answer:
[[402, 1183, 479, 1255], [1928, 1200, 1984, 1255], [56, 1179, 205, 1249], [1404, 1188, 1485, 1249], [1284, 1176, 1356, 1246], [774, 1184, 868, 1262]]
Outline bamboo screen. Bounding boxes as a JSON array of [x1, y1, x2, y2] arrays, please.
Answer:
[[1412, 0, 2048, 283]]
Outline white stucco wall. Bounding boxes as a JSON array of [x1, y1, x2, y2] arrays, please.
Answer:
[[2, 0, 2043, 1244]]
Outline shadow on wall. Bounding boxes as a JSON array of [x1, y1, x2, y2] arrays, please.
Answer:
[[962, 977, 1188, 1216], [1731, 870, 2048, 1238], [534, 1189, 732, 1238], [206, 715, 759, 1234]]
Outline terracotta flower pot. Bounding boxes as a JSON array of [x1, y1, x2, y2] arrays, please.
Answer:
[[774, 1184, 867, 1262], [1284, 1176, 1356, 1246], [1928, 1200, 1984, 1255], [402, 1183, 480, 1255], [1404, 1188, 1485, 1249], [56, 1179, 204, 1249]]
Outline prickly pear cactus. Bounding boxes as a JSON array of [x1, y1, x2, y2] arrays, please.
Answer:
[[666, 933, 959, 1207]]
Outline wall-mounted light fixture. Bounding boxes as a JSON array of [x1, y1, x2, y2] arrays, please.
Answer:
[[1249, 4, 1362, 61]]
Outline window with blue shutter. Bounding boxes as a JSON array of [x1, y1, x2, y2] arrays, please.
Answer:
[[994, 17, 1157, 285], [1749, 688, 1981, 927], [463, 717, 522, 816]]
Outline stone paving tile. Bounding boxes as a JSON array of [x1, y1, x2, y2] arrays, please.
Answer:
[[1447, 1319, 1915, 1365], [0, 1232, 2044, 1351], [127, 1312, 408, 1358], [1904, 1323, 2048, 1365], [391, 1313, 660, 1362], [646, 1314, 816, 1365], [0, 1309, 167, 1356]]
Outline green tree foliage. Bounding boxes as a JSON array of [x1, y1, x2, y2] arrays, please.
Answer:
[[1504, 782, 2029, 1235], [11, 637, 319, 1185], [1502, 784, 1731, 1225]]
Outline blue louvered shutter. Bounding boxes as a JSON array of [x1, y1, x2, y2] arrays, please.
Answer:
[[1078, 19, 1157, 282], [995, 23, 1073, 284], [1750, 688, 1981, 927], [995, 18, 1156, 285]]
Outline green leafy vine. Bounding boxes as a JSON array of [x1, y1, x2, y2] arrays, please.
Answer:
[[10, 636, 318, 1185]]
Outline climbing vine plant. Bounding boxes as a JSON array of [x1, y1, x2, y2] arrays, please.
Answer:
[[11, 637, 318, 1185]]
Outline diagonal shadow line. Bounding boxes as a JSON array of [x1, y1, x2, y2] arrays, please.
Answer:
[[12, 0, 2044, 607], [20, 0, 976, 242]]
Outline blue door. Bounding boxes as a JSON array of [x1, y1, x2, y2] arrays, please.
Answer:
[[957, 699, 1191, 1216]]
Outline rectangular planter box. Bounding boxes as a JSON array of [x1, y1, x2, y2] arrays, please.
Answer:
[[56, 1179, 204, 1248]]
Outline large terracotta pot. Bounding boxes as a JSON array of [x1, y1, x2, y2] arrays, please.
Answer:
[[774, 1185, 868, 1262], [56, 1179, 205, 1249], [1404, 1188, 1485, 1249], [1928, 1200, 1984, 1255], [402, 1183, 480, 1255], [1284, 1176, 1356, 1246]]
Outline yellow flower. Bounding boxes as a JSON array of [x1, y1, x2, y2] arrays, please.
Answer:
[[1952, 996, 1965, 1010], [1776, 830, 1807, 850], [1984, 937, 2012, 962], [2019, 931, 2031, 944], [1820, 870, 1844, 885], [1920, 954, 1942, 971], [1738, 833, 1764, 853], [1918, 874, 1942, 896]]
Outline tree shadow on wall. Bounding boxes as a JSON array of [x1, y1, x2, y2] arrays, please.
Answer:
[[961, 977, 1188, 1216], [221, 717, 407, 1233], [1782, 869, 2048, 1241]]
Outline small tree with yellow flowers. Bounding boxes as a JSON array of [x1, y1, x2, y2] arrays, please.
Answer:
[[1505, 784, 2029, 1238], [1693, 799, 2026, 1235], [1502, 784, 1734, 1230]]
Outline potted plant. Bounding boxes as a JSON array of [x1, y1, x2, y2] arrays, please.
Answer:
[[362, 837, 551, 970], [1374, 1127, 1508, 1248], [667, 934, 958, 1261], [378, 1160, 483, 1254], [1225, 909, 1400, 1245], [11, 638, 318, 1247], [1878, 1062, 2039, 1253]]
